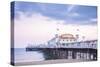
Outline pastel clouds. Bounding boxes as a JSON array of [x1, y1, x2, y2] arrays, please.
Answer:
[[14, 12, 97, 48]]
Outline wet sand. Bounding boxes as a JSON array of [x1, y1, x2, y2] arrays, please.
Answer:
[[13, 59, 96, 66]]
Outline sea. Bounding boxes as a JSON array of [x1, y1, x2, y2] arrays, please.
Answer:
[[13, 48, 96, 63], [14, 48, 45, 63]]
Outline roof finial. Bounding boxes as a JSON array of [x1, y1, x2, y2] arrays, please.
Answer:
[[55, 28, 59, 38], [76, 29, 79, 41]]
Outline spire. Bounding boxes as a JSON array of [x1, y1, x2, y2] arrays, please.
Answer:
[[77, 29, 79, 31], [55, 28, 59, 38], [82, 36, 85, 41], [76, 29, 79, 41], [57, 28, 59, 31]]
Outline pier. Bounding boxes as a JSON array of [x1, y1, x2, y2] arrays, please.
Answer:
[[26, 40, 97, 61], [42, 48, 97, 60]]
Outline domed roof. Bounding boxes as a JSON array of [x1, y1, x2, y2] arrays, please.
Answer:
[[59, 34, 76, 39]]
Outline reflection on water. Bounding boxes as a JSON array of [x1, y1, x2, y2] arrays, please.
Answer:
[[15, 48, 45, 63]]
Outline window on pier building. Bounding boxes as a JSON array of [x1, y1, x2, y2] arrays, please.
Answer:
[[66, 43, 68, 46], [62, 43, 65, 46]]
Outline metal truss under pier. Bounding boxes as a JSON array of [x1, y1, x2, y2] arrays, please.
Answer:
[[26, 48, 97, 61]]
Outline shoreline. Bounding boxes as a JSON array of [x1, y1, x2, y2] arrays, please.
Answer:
[[13, 59, 97, 66]]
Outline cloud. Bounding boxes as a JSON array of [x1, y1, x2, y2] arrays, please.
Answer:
[[67, 12, 80, 17], [64, 5, 82, 19], [14, 2, 97, 24], [90, 18, 97, 22], [14, 12, 97, 48], [67, 5, 76, 13]]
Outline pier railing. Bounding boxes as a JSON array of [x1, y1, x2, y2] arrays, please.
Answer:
[[26, 40, 97, 49]]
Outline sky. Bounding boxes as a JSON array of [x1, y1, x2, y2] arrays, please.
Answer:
[[11, 1, 97, 48]]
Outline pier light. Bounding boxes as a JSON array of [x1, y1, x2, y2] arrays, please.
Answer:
[[82, 36, 85, 41], [75, 29, 80, 41]]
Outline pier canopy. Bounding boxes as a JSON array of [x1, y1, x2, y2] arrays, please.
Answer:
[[59, 34, 75, 39], [59, 34, 76, 41], [59, 33, 77, 44]]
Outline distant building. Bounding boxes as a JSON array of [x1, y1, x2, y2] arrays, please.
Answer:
[[48, 33, 78, 47], [59, 34, 76, 43], [47, 32, 97, 49]]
